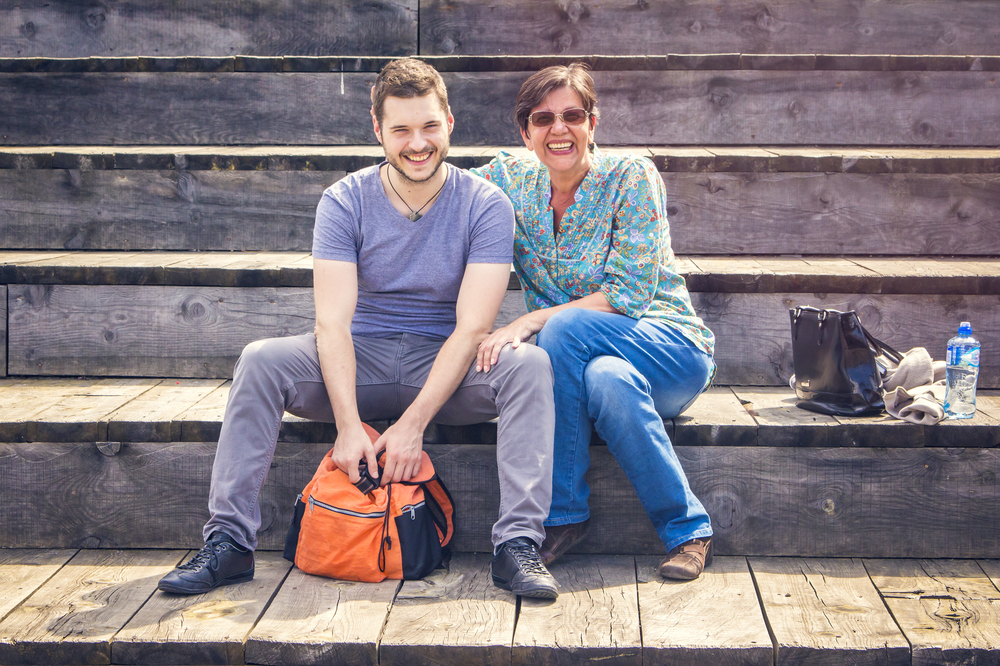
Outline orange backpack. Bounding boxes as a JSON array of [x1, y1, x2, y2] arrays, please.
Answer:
[[283, 424, 455, 582]]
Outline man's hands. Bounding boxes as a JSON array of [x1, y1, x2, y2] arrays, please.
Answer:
[[332, 417, 425, 485]]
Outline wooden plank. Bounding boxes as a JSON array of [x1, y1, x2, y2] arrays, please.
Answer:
[[8, 284, 315, 377], [1, 1, 416, 57], [106, 378, 227, 442], [380, 553, 516, 666], [665, 172, 1000, 256], [0, 285, 5, 378], [977, 392, 1000, 421], [26, 378, 158, 442], [176, 381, 231, 443], [246, 569, 399, 666], [735, 387, 839, 447], [636, 555, 771, 666], [4, 71, 1000, 146], [0, 169, 336, 251], [693, 293, 1000, 389], [512, 555, 640, 666], [867, 559, 1000, 665], [419, 0, 1000, 56], [673, 386, 758, 447], [0, 549, 185, 666], [749, 557, 909, 665], [113, 551, 292, 665], [0, 549, 77, 623]]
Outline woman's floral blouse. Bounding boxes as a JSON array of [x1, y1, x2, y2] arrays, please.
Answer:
[[471, 146, 715, 356]]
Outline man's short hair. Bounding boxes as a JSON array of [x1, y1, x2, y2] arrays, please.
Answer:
[[372, 58, 449, 125], [514, 63, 599, 134]]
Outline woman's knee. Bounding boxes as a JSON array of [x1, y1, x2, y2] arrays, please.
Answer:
[[536, 308, 596, 350], [584, 356, 649, 412]]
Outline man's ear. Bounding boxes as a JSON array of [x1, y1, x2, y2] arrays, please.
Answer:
[[446, 107, 455, 135], [372, 111, 383, 145]]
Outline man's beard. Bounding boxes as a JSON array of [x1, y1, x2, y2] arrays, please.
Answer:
[[385, 143, 450, 184]]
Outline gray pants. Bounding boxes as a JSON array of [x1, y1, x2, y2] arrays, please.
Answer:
[[204, 333, 555, 551]]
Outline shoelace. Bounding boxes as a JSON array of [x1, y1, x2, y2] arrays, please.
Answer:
[[507, 539, 548, 575], [177, 541, 226, 572]]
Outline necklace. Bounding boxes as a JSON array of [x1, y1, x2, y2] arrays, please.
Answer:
[[385, 163, 447, 222]]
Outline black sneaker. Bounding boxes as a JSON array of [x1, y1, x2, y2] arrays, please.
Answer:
[[157, 532, 254, 595], [491, 536, 559, 599]]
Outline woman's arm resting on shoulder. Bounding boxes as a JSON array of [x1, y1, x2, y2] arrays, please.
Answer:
[[477, 290, 619, 372]]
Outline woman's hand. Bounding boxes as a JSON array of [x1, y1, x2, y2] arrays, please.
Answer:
[[477, 314, 543, 372]]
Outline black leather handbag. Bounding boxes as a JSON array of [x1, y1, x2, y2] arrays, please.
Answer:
[[789, 306, 903, 416]]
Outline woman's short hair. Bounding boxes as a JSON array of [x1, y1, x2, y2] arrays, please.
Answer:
[[514, 63, 599, 133], [372, 58, 449, 124]]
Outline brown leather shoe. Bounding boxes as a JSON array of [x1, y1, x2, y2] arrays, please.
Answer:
[[658, 537, 712, 580], [539, 519, 590, 566]]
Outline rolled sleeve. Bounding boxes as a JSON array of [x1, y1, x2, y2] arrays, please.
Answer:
[[600, 160, 663, 318]]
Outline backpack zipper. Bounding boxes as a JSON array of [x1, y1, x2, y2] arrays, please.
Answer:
[[308, 494, 386, 518], [400, 501, 425, 520]]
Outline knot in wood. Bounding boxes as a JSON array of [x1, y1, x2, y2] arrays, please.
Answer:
[[553, 30, 574, 52], [635, 0, 649, 9], [822, 498, 835, 514], [97, 441, 122, 456], [688, 20, 703, 34], [559, 0, 588, 23], [439, 36, 457, 54], [19, 21, 37, 39], [82, 6, 107, 30], [913, 120, 935, 141], [857, 23, 875, 38], [755, 7, 776, 31], [787, 100, 803, 116]]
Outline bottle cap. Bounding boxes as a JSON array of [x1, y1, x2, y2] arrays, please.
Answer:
[[959, 321, 972, 335]]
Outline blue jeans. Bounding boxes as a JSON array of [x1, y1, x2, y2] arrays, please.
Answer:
[[535, 308, 715, 552]]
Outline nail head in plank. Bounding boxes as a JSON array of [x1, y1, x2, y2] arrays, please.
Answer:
[[247, 568, 399, 666], [380, 552, 516, 666], [673, 387, 757, 447], [749, 557, 909, 666], [512, 554, 641, 666], [0, 549, 78, 624], [637, 555, 771, 666], [866, 559, 1000, 665], [0, 549, 186, 666], [113, 551, 292, 665]]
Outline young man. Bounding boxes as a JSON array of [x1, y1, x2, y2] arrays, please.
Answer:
[[157, 59, 559, 599]]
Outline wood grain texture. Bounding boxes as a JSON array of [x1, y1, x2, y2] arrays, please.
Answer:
[[380, 553, 516, 666], [0, 285, 5, 378], [512, 555, 640, 666], [636, 555, 771, 666], [666, 172, 1000, 256], [3, 70, 1000, 146], [420, 0, 1000, 55], [106, 379, 227, 442], [1, 0, 416, 57], [674, 386, 758, 447], [246, 568, 399, 666], [0, 440, 329, 550], [113, 551, 291, 665], [0, 169, 336, 251], [0, 549, 77, 623], [749, 557, 909, 666], [0, 549, 185, 666], [866, 559, 1000, 666], [8, 284, 315, 377], [693, 293, 1000, 388]]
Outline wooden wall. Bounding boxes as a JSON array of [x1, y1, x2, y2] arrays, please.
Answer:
[[1, 0, 418, 57]]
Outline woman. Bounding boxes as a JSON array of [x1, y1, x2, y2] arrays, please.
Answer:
[[472, 64, 716, 580]]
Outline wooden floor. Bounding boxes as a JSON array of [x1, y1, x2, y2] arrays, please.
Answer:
[[2, 550, 1000, 666]]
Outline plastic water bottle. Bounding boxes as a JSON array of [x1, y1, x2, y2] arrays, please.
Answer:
[[944, 321, 980, 419]]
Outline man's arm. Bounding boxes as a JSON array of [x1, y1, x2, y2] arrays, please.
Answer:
[[377, 261, 511, 483], [313, 258, 378, 484]]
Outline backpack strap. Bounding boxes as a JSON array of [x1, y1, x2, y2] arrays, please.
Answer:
[[421, 476, 456, 547]]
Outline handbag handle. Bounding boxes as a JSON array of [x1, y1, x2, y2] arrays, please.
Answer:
[[792, 306, 904, 363]]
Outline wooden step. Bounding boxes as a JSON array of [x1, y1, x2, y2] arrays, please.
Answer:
[[2, 550, 999, 666], [1, 379, 997, 556], [2, 252, 998, 385], [3, 146, 998, 256], [3, 61, 999, 145]]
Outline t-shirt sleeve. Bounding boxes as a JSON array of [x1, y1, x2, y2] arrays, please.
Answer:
[[311, 181, 361, 263], [468, 186, 515, 265], [600, 158, 664, 318]]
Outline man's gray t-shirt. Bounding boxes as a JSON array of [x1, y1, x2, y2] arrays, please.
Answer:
[[312, 163, 515, 339]]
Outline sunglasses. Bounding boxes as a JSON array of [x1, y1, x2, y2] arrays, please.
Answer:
[[527, 108, 590, 128]]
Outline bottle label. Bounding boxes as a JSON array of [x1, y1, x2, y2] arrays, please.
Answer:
[[949, 346, 980, 368]]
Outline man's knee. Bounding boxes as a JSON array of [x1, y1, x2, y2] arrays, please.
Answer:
[[496, 343, 554, 388]]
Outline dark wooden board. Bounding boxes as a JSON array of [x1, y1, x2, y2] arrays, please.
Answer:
[[2, 1, 417, 58], [0, 285, 5, 377], [0, 169, 336, 251], [665, 172, 1000, 256], [380, 553, 516, 666], [866, 559, 1000, 666], [512, 555, 641, 666], [749, 557, 909, 666], [419, 0, 1000, 56], [637, 555, 772, 666], [0, 549, 186, 666], [113, 551, 292, 665], [4, 71, 1000, 146], [247, 570, 399, 666], [3, 442, 1000, 557]]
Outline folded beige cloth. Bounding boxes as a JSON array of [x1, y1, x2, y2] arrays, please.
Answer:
[[880, 347, 947, 425]]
